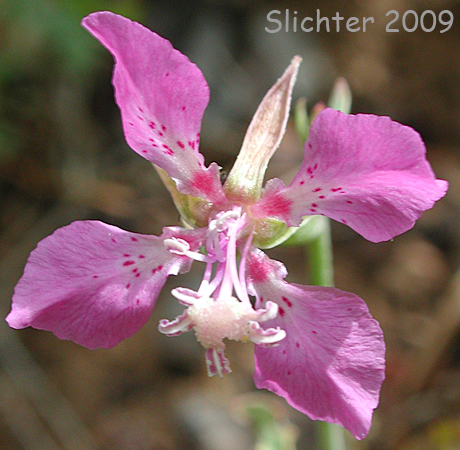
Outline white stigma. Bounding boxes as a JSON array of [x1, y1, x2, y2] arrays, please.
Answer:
[[187, 296, 252, 349]]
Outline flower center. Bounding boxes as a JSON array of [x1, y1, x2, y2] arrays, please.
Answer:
[[159, 206, 286, 376]]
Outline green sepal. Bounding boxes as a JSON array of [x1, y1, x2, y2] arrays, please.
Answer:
[[154, 165, 213, 228], [252, 217, 290, 249], [224, 57, 301, 204], [282, 215, 329, 247], [253, 215, 325, 249]]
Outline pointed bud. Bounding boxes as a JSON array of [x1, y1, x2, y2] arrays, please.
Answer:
[[309, 101, 326, 123], [224, 57, 302, 203], [328, 77, 352, 114], [294, 97, 309, 142]]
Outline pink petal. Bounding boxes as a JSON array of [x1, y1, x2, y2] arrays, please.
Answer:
[[6, 221, 205, 349], [251, 109, 448, 242], [82, 12, 225, 204], [246, 249, 385, 439]]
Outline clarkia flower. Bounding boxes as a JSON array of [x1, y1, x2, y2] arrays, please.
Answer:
[[6, 11, 447, 440]]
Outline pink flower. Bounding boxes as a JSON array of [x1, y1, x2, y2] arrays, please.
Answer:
[[6, 11, 447, 440]]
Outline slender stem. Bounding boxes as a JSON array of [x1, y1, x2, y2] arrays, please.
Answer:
[[306, 217, 334, 287], [306, 216, 347, 450]]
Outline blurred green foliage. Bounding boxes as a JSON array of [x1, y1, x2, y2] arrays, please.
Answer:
[[0, 0, 144, 161]]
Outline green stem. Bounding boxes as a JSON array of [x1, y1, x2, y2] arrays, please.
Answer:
[[306, 217, 333, 287], [306, 216, 347, 450]]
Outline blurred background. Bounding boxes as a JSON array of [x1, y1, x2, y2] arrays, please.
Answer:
[[1, 0, 460, 448]]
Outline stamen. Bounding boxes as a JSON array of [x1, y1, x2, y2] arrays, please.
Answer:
[[248, 322, 286, 347], [198, 263, 225, 297], [158, 311, 193, 336], [164, 237, 213, 263], [209, 210, 240, 233], [247, 300, 279, 322], [237, 227, 254, 304], [220, 214, 248, 303], [205, 348, 231, 377], [171, 287, 201, 305], [164, 237, 190, 254]]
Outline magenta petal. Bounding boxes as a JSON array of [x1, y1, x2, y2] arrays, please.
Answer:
[[252, 109, 448, 242], [6, 221, 205, 349], [246, 249, 385, 439], [82, 12, 225, 204]]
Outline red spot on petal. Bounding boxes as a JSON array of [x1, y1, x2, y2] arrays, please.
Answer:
[[123, 260, 135, 266], [133, 268, 138, 273], [307, 167, 313, 174], [182, 106, 186, 111], [310, 209, 316, 213], [165, 73, 169, 77], [300, 180, 305, 185], [314, 163, 318, 170], [152, 264, 164, 274], [111, 238, 117, 243], [312, 203, 318, 208], [177, 141, 185, 149], [342, 219, 347, 224], [162, 144, 174, 156], [319, 195, 325, 199], [259, 296, 263, 303], [158, 131, 164, 137], [282, 296, 292, 308], [347, 200, 353, 204], [149, 122, 155, 129], [312, 330, 317, 334], [123, 254, 130, 257], [137, 116, 144, 121], [313, 188, 321, 192], [287, 370, 291, 375], [92, 275, 98, 279], [131, 237, 138, 242], [138, 255, 145, 259], [283, 349, 286, 355], [279, 307, 285, 317], [296, 342, 300, 348], [126, 283, 131, 289], [308, 143, 312, 149], [161, 125, 166, 131], [138, 107, 143, 112], [136, 299, 140, 305], [331, 187, 342, 192], [136, 273, 140, 278], [142, 150, 147, 153]]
